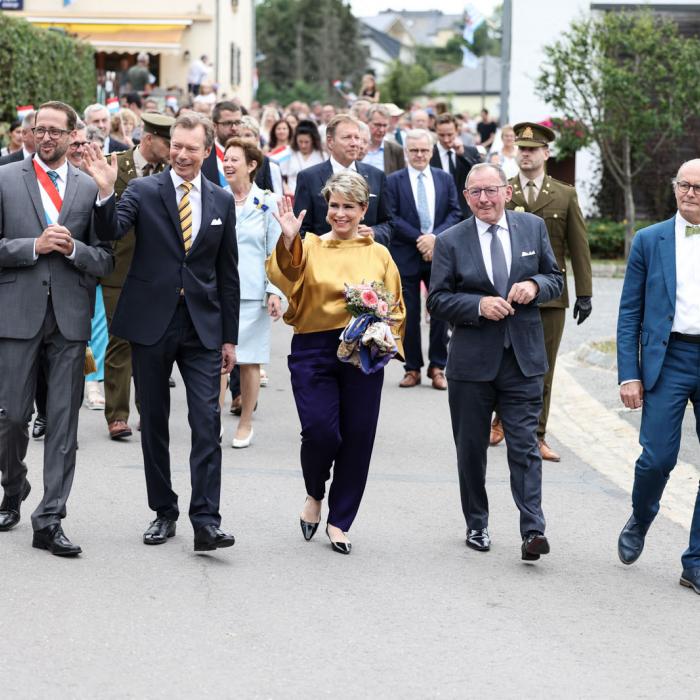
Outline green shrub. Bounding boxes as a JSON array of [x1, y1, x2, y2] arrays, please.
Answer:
[[586, 219, 652, 259], [0, 15, 95, 122]]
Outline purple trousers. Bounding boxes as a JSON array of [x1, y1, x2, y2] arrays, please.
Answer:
[[288, 329, 384, 531]]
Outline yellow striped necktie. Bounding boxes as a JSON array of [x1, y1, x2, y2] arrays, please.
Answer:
[[178, 181, 194, 254]]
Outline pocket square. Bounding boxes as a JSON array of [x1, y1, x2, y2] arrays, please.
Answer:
[[210, 218, 222, 226], [521, 250, 536, 257], [369, 193, 377, 198]]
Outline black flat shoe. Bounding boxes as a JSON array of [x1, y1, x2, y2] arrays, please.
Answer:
[[521, 532, 550, 561], [466, 528, 490, 551], [326, 525, 351, 555], [194, 525, 235, 552], [680, 568, 700, 594], [300, 518, 320, 541], [618, 515, 650, 565], [143, 516, 176, 545], [0, 481, 31, 532], [32, 524, 82, 557], [32, 414, 47, 439]]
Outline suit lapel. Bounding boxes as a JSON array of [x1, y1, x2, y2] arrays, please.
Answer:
[[58, 164, 79, 226], [190, 176, 214, 255], [528, 175, 555, 214], [432, 168, 446, 224], [400, 170, 419, 224], [465, 218, 496, 294], [658, 217, 677, 307], [159, 169, 182, 244], [505, 210, 522, 288], [22, 162, 48, 229]]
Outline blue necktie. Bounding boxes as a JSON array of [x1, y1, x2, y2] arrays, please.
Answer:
[[46, 170, 60, 192], [489, 223, 511, 347], [416, 172, 432, 233]]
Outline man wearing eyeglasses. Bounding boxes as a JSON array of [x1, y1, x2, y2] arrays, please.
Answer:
[[200, 100, 242, 188], [387, 129, 461, 390], [0, 101, 114, 556], [427, 162, 563, 560], [617, 159, 700, 596]]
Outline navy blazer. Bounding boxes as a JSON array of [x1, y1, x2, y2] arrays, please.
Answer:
[[93, 168, 240, 349], [386, 166, 462, 277], [617, 217, 677, 391], [0, 149, 25, 167], [107, 137, 129, 154], [293, 160, 392, 245], [427, 211, 563, 381]]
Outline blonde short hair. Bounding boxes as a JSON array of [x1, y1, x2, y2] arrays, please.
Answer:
[[321, 171, 369, 207]]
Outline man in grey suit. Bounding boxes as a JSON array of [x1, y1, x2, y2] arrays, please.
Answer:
[[0, 101, 114, 556], [427, 163, 563, 561]]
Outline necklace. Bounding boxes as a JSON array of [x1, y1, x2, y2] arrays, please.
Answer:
[[233, 188, 251, 205]]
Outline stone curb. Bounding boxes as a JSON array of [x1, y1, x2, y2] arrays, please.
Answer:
[[574, 341, 617, 371], [591, 262, 626, 278]]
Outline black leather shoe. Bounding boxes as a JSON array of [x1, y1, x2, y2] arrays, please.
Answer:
[[680, 568, 700, 594], [194, 525, 235, 551], [466, 528, 490, 551], [326, 525, 351, 554], [0, 481, 31, 532], [32, 414, 47, 439], [143, 517, 176, 545], [522, 532, 550, 561], [300, 518, 320, 541], [32, 524, 82, 557], [618, 515, 650, 565]]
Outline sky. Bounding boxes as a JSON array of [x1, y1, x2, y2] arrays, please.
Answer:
[[348, 0, 500, 19]]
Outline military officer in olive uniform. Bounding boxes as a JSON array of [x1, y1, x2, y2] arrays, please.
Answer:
[[100, 113, 174, 440], [490, 122, 593, 462]]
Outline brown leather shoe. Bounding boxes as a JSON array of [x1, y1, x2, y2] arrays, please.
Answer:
[[427, 366, 447, 390], [399, 370, 421, 388], [108, 420, 132, 440], [539, 439, 561, 462], [230, 394, 242, 415], [489, 416, 505, 446]]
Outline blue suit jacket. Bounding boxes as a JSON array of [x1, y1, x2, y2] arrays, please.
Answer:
[[386, 166, 462, 277], [293, 160, 391, 245], [427, 211, 563, 380], [93, 168, 240, 349], [617, 217, 677, 391]]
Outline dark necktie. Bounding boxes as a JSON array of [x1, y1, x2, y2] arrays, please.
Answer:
[[142, 163, 153, 177], [46, 170, 60, 192], [489, 223, 511, 347], [447, 149, 456, 177]]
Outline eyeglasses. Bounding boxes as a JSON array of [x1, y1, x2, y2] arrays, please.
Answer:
[[407, 148, 432, 155], [69, 141, 88, 149], [32, 127, 71, 140], [215, 120, 242, 128], [466, 185, 508, 199], [674, 180, 700, 195]]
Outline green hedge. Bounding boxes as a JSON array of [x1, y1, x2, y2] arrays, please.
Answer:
[[0, 15, 96, 123], [586, 219, 652, 259]]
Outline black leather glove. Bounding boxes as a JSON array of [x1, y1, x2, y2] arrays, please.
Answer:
[[573, 296, 592, 325]]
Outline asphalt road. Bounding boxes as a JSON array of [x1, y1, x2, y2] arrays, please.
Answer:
[[2, 274, 700, 698]]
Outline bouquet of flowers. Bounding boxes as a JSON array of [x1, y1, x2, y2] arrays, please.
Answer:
[[337, 281, 399, 374]]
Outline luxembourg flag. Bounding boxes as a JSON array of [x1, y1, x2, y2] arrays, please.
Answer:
[[106, 97, 120, 115], [17, 105, 34, 120], [215, 143, 227, 188]]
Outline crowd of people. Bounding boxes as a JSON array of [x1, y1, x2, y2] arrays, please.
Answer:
[[1, 87, 699, 598]]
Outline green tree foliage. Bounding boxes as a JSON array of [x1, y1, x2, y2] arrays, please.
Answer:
[[537, 10, 700, 255], [379, 61, 430, 110], [256, 0, 367, 103], [0, 15, 96, 122]]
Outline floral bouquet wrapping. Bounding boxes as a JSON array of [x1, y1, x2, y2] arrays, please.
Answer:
[[337, 281, 399, 374]]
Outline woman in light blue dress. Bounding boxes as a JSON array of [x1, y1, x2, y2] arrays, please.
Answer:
[[223, 137, 284, 448]]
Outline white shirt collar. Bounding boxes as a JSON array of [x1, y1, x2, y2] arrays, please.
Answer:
[[437, 142, 453, 156], [33, 153, 68, 180], [170, 168, 202, 192], [475, 213, 509, 236], [330, 156, 357, 173], [408, 164, 431, 178]]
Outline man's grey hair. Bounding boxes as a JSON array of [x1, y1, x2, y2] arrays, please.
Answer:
[[673, 159, 700, 182], [75, 119, 86, 131], [357, 121, 370, 140], [240, 115, 260, 137], [403, 128, 433, 150], [21, 111, 36, 128], [367, 104, 391, 121], [85, 124, 105, 145], [84, 103, 107, 121], [171, 111, 215, 150], [466, 162, 508, 186]]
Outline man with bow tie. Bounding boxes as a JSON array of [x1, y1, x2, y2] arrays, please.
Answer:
[[617, 159, 700, 596], [84, 111, 240, 553]]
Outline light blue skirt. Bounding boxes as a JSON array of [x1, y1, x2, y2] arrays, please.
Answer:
[[236, 299, 272, 364]]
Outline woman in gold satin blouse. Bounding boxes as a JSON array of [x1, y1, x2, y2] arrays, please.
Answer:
[[267, 171, 405, 554]]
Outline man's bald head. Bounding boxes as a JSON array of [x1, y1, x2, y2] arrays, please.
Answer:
[[674, 159, 700, 225]]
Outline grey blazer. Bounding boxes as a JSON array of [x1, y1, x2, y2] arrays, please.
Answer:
[[427, 211, 563, 381], [0, 156, 114, 341]]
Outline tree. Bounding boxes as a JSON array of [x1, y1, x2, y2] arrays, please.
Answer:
[[256, 0, 367, 103], [379, 61, 430, 110], [537, 10, 700, 255]]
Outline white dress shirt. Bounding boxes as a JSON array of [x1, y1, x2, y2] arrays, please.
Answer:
[[171, 170, 203, 244], [33, 155, 75, 261], [436, 142, 456, 174], [330, 156, 357, 174], [475, 214, 512, 317], [407, 164, 435, 234], [672, 212, 700, 334]]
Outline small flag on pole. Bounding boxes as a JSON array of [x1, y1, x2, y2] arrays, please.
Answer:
[[462, 4, 486, 68], [106, 97, 120, 115], [17, 105, 34, 120]]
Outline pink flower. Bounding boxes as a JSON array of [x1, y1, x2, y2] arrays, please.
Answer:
[[376, 300, 389, 317], [361, 289, 379, 308]]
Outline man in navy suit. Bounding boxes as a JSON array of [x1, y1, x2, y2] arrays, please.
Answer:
[[617, 159, 700, 595], [427, 163, 562, 560], [387, 129, 461, 389], [294, 114, 391, 245], [84, 112, 240, 553]]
